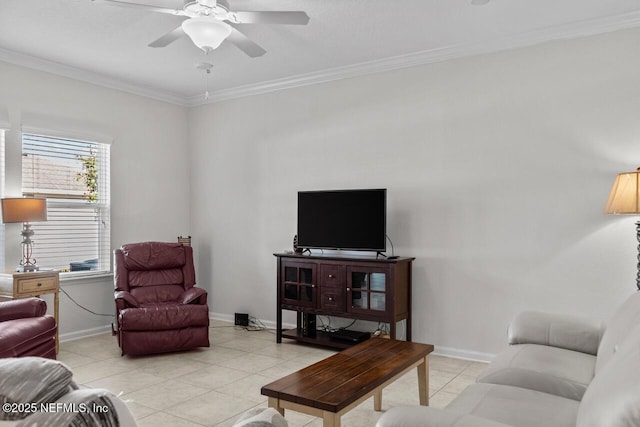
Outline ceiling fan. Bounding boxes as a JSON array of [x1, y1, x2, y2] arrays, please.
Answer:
[[92, 0, 310, 57]]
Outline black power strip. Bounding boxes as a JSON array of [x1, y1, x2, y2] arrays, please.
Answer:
[[234, 313, 249, 326]]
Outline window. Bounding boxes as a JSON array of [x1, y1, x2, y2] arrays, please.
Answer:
[[21, 133, 110, 274]]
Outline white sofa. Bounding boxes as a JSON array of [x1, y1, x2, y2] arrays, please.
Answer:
[[0, 357, 136, 427], [376, 291, 640, 427]]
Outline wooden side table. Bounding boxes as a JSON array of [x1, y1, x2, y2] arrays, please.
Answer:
[[0, 271, 60, 353]]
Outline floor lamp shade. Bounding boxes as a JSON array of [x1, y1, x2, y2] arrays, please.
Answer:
[[605, 167, 640, 290], [605, 168, 640, 215], [1, 198, 48, 223]]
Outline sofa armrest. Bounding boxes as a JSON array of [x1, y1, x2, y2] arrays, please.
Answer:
[[508, 311, 605, 355], [0, 298, 47, 322], [114, 291, 139, 310], [180, 287, 207, 305], [375, 406, 514, 427]]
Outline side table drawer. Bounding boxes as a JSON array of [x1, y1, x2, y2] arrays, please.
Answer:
[[17, 277, 57, 294]]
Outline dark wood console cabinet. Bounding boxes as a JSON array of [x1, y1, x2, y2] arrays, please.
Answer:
[[274, 253, 415, 349]]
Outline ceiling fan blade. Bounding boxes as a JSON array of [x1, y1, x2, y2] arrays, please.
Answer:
[[148, 26, 185, 48], [228, 11, 310, 25], [226, 26, 267, 57], [92, 0, 186, 16]]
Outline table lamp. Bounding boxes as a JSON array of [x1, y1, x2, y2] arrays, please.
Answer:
[[605, 167, 640, 290], [1, 197, 47, 272]]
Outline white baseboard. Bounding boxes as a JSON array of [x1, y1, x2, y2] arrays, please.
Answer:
[[432, 345, 495, 363], [59, 324, 113, 342], [210, 312, 295, 330], [60, 314, 496, 362], [210, 312, 495, 362]]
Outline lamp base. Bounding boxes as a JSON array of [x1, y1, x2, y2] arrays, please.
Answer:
[[19, 222, 39, 273], [16, 264, 39, 273]]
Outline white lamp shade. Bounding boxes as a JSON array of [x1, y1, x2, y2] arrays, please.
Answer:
[[1, 198, 48, 223], [605, 168, 640, 214], [181, 17, 232, 52]]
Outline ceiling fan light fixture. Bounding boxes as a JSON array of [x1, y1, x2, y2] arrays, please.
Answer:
[[181, 17, 231, 53]]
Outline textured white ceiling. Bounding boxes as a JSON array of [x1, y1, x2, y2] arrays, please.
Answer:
[[1, 0, 640, 105]]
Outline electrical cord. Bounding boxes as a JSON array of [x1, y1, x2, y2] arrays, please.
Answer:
[[338, 319, 357, 331], [59, 287, 115, 317], [385, 234, 395, 257]]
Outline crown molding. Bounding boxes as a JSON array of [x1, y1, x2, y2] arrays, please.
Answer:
[[186, 9, 640, 106], [0, 48, 186, 106], [2, 10, 640, 108]]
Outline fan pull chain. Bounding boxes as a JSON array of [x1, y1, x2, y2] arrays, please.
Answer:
[[205, 68, 211, 100], [195, 62, 214, 100]]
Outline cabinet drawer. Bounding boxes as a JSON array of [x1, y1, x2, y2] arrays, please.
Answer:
[[17, 277, 57, 294], [319, 265, 345, 287], [320, 286, 345, 311]]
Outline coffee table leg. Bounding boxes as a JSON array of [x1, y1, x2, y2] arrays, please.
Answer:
[[373, 389, 382, 411], [417, 355, 429, 406], [323, 411, 340, 427], [268, 397, 284, 416]]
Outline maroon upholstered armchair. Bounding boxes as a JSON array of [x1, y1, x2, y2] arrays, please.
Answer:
[[114, 242, 210, 356], [0, 297, 57, 359]]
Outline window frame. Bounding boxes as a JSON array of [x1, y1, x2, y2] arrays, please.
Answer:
[[20, 131, 112, 277]]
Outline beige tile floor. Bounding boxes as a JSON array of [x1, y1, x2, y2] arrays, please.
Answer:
[[57, 321, 487, 427]]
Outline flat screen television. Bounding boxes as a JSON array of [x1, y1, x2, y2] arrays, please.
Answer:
[[297, 189, 386, 252]]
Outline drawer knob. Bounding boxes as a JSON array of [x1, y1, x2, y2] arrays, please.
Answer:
[[346, 287, 351, 292], [328, 274, 334, 279], [37, 283, 42, 287], [328, 297, 334, 301]]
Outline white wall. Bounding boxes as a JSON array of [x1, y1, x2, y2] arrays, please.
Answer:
[[3, 27, 639, 357], [188, 27, 640, 358], [0, 61, 190, 338]]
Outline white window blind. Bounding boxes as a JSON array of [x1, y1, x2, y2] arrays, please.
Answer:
[[21, 133, 110, 274]]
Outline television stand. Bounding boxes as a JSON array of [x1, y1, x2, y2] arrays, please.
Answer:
[[274, 252, 414, 349]]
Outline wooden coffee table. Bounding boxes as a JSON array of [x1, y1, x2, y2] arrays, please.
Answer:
[[261, 338, 434, 427]]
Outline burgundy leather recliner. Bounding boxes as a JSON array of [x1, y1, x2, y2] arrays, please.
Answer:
[[114, 242, 210, 356], [0, 297, 57, 359]]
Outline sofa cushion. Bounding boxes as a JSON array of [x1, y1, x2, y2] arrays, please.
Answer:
[[21, 388, 121, 427], [477, 343, 595, 400], [0, 357, 73, 420], [376, 406, 514, 427], [447, 383, 579, 427], [576, 323, 640, 427], [233, 407, 288, 427], [507, 311, 604, 355], [0, 316, 57, 358], [595, 291, 640, 374], [118, 303, 209, 331]]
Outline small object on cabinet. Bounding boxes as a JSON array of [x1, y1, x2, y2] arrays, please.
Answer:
[[293, 235, 304, 254]]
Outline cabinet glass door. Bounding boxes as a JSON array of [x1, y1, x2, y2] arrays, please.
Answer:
[[347, 267, 387, 313], [281, 263, 316, 308]]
